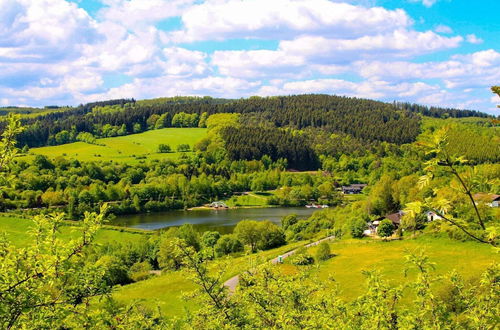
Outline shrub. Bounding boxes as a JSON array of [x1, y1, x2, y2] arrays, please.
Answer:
[[315, 242, 331, 261], [350, 218, 367, 238], [177, 144, 191, 152], [291, 253, 315, 265], [158, 144, 172, 153], [215, 235, 244, 256], [377, 219, 395, 238], [129, 261, 153, 282]]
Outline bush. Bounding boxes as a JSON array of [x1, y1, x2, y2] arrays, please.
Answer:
[[377, 219, 395, 238], [315, 242, 331, 261], [177, 144, 191, 152], [158, 144, 172, 153], [95, 255, 130, 286], [350, 218, 367, 238], [215, 235, 244, 256], [291, 253, 315, 265], [129, 261, 153, 282]]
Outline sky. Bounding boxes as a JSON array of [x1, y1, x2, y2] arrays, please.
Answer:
[[0, 0, 499, 114]]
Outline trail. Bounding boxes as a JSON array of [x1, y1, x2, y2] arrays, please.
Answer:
[[223, 235, 335, 293]]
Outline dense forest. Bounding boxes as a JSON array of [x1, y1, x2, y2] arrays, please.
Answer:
[[6, 94, 490, 148]]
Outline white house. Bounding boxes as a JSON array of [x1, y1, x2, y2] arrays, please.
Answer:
[[426, 211, 443, 222]]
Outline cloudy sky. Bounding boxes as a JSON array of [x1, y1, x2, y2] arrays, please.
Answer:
[[1, 0, 499, 114]]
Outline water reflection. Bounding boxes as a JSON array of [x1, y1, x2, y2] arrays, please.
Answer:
[[110, 207, 317, 233]]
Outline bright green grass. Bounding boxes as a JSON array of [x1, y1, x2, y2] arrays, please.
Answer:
[[20, 128, 207, 163], [0, 215, 151, 247], [223, 192, 274, 207], [302, 236, 498, 301], [115, 236, 497, 317], [113, 241, 304, 316]]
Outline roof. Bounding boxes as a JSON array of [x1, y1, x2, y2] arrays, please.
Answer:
[[474, 193, 500, 202]]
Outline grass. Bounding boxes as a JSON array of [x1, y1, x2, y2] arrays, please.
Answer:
[[223, 192, 274, 207], [112, 241, 305, 316], [296, 236, 498, 301], [115, 235, 497, 317], [19, 128, 207, 163], [0, 215, 152, 247]]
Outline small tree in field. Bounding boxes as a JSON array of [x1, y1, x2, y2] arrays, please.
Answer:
[[177, 144, 191, 152], [350, 218, 367, 238], [158, 144, 172, 153], [377, 219, 395, 238], [315, 242, 331, 261]]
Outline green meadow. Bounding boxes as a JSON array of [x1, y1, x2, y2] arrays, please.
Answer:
[[295, 236, 498, 301], [0, 215, 151, 247], [112, 235, 497, 317], [112, 241, 304, 316], [20, 128, 207, 163]]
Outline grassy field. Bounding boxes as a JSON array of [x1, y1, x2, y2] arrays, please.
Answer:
[[112, 241, 304, 316], [114, 235, 497, 317], [0, 215, 152, 247], [292, 236, 498, 301], [223, 192, 275, 207], [20, 128, 207, 163]]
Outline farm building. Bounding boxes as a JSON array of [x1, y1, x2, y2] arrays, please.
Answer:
[[341, 184, 367, 194], [474, 193, 500, 207]]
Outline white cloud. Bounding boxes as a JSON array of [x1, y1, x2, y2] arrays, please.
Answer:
[[98, 0, 195, 31], [172, 0, 412, 42], [435, 24, 452, 34], [82, 75, 260, 101], [466, 34, 483, 44], [279, 30, 461, 58], [0, 0, 100, 61], [212, 50, 304, 78], [356, 50, 500, 90], [211, 30, 462, 79], [409, 0, 439, 7]]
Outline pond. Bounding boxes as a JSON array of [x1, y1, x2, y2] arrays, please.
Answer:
[[110, 207, 318, 233]]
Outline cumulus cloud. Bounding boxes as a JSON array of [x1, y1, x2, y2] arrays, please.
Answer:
[[466, 34, 483, 44], [0, 0, 497, 115], [409, 0, 439, 7], [98, 0, 195, 31], [0, 0, 100, 62], [435, 24, 453, 34], [356, 50, 500, 90], [171, 0, 412, 42]]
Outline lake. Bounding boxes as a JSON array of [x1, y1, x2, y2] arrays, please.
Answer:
[[110, 207, 318, 233]]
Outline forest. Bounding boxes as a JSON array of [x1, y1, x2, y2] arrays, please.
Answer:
[[0, 91, 498, 329], [6, 94, 482, 148]]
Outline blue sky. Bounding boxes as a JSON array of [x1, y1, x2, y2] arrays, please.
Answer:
[[0, 0, 499, 114]]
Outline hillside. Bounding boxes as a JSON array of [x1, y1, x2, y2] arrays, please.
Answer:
[[20, 127, 207, 163], [1, 95, 447, 148]]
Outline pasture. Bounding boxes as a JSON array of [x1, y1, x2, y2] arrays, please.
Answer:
[[20, 128, 207, 163], [298, 236, 498, 301], [0, 215, 152, 247], [113, 235, 497, 317]]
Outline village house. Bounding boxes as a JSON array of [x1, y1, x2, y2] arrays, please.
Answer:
[[426, 211, 443, 222], [474, 193, 500, 208], [365, 211, 405, 235], [341, 184, 367, 194]]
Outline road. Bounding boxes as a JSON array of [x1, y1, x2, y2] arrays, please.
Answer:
[[223, 235, 335, 293]]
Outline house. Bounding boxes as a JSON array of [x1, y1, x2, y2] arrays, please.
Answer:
[[341, 184, 367, 194], [474, 193, 500, 208], [365, 211, 404, 235], [426, 211, 442, 222], [208, 201, 229, 209]]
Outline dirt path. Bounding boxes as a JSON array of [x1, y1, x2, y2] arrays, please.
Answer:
[[223, 235, 335, 293]]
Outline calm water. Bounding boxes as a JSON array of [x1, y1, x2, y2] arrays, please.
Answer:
[[110, 207, 317, 233]]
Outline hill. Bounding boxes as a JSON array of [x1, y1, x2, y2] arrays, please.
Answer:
[[19, 127, 207, 163]]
